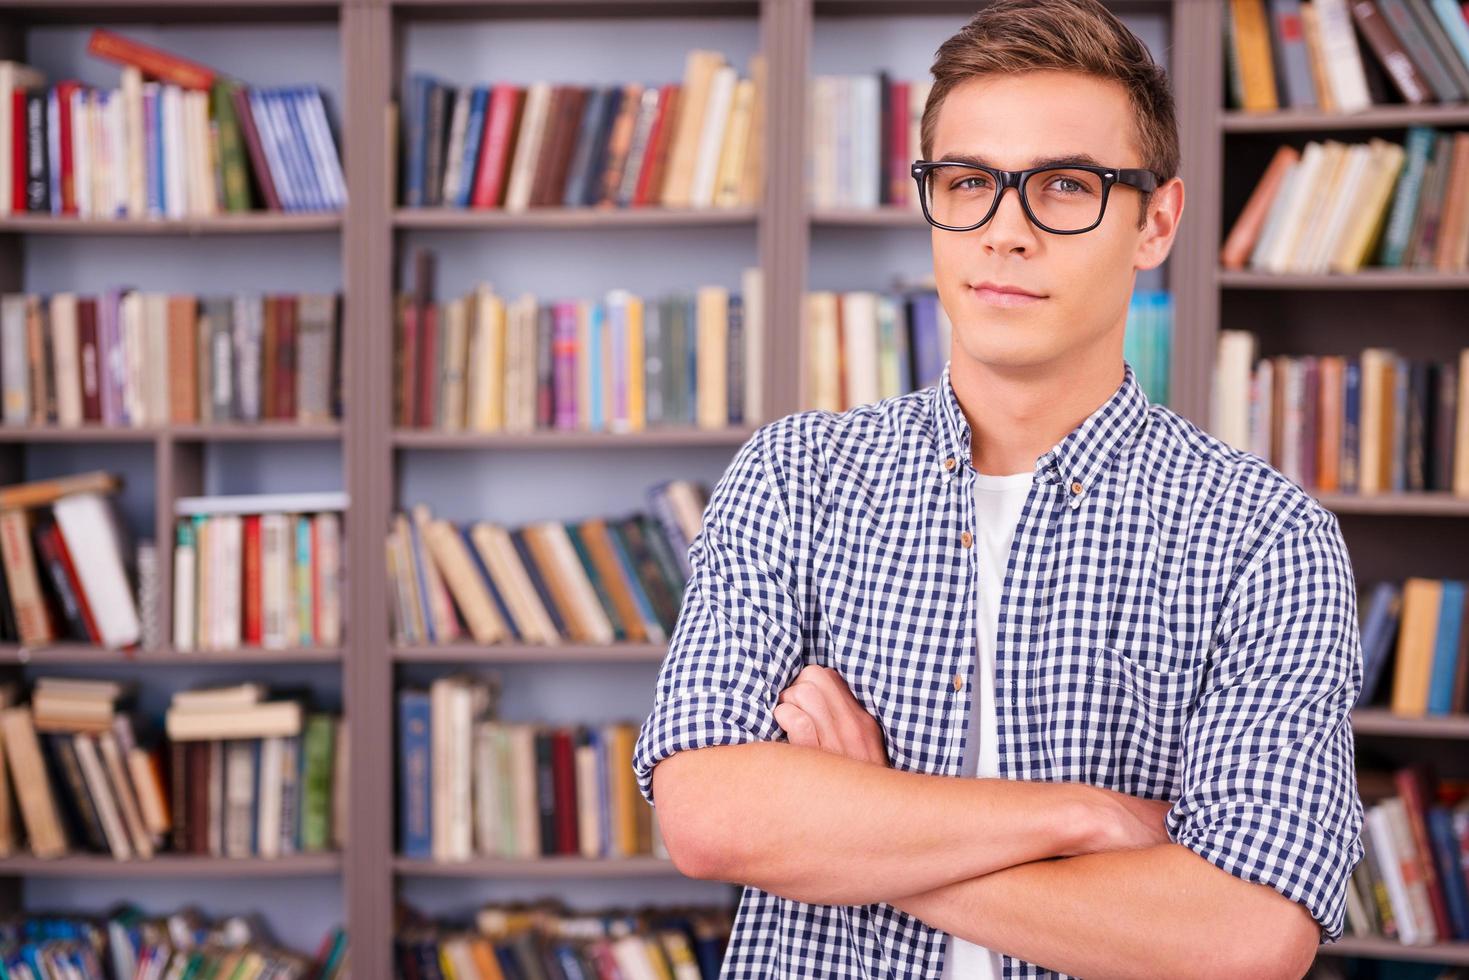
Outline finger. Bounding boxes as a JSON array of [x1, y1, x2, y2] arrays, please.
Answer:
[[791, 670, 883, 764], [781, 680, 867, 760], [773, 702, 819, 749]]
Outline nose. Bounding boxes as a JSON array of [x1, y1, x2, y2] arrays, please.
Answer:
[[978, 181, 1039, 255]]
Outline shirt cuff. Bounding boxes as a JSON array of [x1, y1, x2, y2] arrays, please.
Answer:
[[633, 687, 776, 807], [1170, 799, 1364, 944]]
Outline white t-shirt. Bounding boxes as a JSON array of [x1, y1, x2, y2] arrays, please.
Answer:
[[941, 467, 1034, 980]]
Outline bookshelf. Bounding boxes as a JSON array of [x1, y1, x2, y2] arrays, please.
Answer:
[[1, 0, 1464, 974]]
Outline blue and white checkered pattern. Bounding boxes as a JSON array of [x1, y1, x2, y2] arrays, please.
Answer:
[[633, 359, 1366, 979]]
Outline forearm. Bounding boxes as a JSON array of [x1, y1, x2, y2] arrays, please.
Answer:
[[889, 842, 1316, 980], [652, 741, 1096, 906]]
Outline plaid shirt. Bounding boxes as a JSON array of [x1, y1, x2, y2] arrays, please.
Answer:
[[633, 359, 1365, 979]]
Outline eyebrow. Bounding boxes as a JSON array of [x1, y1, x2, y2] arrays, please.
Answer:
[[932, 152, 1109, 170]]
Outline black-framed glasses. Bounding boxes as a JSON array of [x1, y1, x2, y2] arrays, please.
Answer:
[[910, 160, 1159, 235]]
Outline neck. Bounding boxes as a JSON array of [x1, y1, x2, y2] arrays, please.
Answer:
[[950, 352, 1125, 477]]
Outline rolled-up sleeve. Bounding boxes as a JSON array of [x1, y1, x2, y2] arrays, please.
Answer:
[[1166, 503, 1366, 944], [633, 425, 808, 807]]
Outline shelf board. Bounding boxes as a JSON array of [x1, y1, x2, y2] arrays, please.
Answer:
[[0, 644, 343, 665], [1352, 709, 1469, 739], [1317, 935, 1469, 965], [0, 853, 342, 878], [1312, 491, 1469, 517], [393, 206, 756, 230], [1221, 104, 1469, 133], [0, 422, 342, 443], [393, 855, 679, 878], [392, 426, 755, 450], [391, 0, 756, 19], [809, 206, 926, 227], [1217, 269, 1469, 290], [393, 642, 665, 663], [0, 214, 341, 235]]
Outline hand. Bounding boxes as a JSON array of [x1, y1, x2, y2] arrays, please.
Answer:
[[773, 664, 890, 767], [1070, 786, 1174, 856]]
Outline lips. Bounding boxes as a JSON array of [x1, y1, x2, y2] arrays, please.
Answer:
[[970, 281, 1044, 298]]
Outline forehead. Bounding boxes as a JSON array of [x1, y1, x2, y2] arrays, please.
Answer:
[[931, 71, 1140, 168]]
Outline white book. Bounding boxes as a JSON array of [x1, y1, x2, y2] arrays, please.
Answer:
[[162, 85, 186, 219], [502, 82, 551, 213], [119, 292, 144, 425], [742, 266, 764, 423], [509, 724, 539, 858], [440, 87, 472, 206], [262, 512, 289, 648], [173, 529, 196, 651], [689, 65, 737, 208], [71, 88, 91, 219], [1250, 357, 1274, 464], [73, 733, 132, 859], [1366, 801, 1422, 944], [810, 76, 836, 210], [1314, 0, 1373, 113], [1212, 329, 1257, 453], [840, 291, 881, 408], [166, 701, 302, 741], [256, 735, 284, 859], [1307, 143, 1372, 273], [51, 491, 141, 649], [472, 722, 499, 857], [575, 741, 600, 858], [1248, 157, 1301, 270], [1263, 141, 1325, 273], [50, 293, 83, 427], [144, 292, 170, 426], [852, 74, 881, 210], [122, 67, 145, 217], [174, 490, 349, 516]]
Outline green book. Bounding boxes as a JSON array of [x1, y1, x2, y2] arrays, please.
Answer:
[[300, 712, 335, 851]]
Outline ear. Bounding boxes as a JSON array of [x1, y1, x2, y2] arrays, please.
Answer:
[[1134, 175, 1184, 273]]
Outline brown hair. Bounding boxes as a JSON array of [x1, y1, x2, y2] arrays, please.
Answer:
[[920, 0, 1177, 227]]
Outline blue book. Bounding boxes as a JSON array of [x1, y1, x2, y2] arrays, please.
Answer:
[[397, 689, 433, 858], [1430, 806, 1469, 939], [458, 523, 519, 641], [1358, 581, 1402, 706], [1342, 359, 1361, 494], [909, 291, 944, 389], [457, 87, 489, 209], [580, 86, 625, 206], [404, 74, 436, 207], [562, 87, 610, 207], [588, 302, 605, 431], [1429, 580, 1465, 715], [277, 89, 326, 211], [405, 518, 437, 644]]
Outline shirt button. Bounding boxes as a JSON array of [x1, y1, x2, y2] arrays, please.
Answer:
[[960, 530, 973, 548], [1070, 480, 1084, 495], [952, 673, 963, 691], [944, 456, 956, 471]]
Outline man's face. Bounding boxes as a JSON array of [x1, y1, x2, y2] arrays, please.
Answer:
[[927, 70, 1180, 374]]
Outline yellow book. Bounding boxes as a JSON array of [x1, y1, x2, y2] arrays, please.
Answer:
[[1391, 577, 1442, 717], [661, 50, 722, 208], [713, 77, 754, 209], [695, 285, 729, 429], [627, 294, 645, 431], [1332, 140, 1406, 274]]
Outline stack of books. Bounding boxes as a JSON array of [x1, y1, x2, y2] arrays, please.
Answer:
[[1357, 578, 1469, 717], [0, 470, 147, 651], [1213, 336, 1469, 496], [394, 902, 732, 979], [0, 679, 345, 862], [398, 674, 660, 863], [171, 491, 345, 653], [388, 481, 705, 647], [162, 683, 345, 859], [0, 908, 345, 979], [1224, 0, 1469, 113], [0, 30, 345, 219], [1348, 764, 1469, 945], [399, 48, 764, 212], [0, 291, 341, 428], [807, 73, 933, 210], [1221, 127, 1469, 275], [396, 249, 762, 433]]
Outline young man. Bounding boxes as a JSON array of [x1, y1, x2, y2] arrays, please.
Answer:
[[633, 0, 1365, 976]]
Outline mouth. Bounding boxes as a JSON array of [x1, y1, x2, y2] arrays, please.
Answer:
[[969, 282, 1047, 308]]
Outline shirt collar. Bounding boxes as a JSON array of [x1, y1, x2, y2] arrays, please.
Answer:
[[932, 359, 1151, 508]]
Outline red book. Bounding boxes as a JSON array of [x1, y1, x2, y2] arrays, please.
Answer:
[[277, 297, 296, 421], [889, 80, 910, 206], [11, 90, 26, 212], [469, 84, 524, 209], [242, 514, 262, 647], [87, 29, 216, 91], [398, 298, 418, 428], [549, 727, 579, 855], [633, 85, 678, 207], [54, 80, 81, 215], [1395, 765, 1454, 941], [39, 520, 100, 644], [230, 85, 279, 211], [77, 298, 100, 422], [416, 303, 438, 429]]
